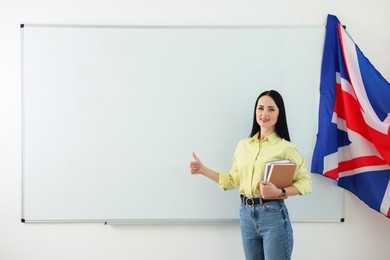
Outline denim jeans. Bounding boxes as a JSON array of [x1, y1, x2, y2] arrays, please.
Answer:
[[239, 200, 293, 260]]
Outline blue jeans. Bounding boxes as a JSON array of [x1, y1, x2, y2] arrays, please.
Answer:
[[239, 200, 293, 260]]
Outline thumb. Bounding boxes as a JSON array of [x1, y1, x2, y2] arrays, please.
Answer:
[[192, 152, 200, 162]]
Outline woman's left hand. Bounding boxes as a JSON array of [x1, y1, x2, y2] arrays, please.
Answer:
[[259, 181, 280, 199]]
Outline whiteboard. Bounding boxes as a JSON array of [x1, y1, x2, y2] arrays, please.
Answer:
[[21, 25, 344, 223]]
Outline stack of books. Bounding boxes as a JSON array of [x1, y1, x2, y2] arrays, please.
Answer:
[[263, 159, 296, 188]]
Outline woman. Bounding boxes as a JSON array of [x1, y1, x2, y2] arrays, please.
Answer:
[[189, 90, 312, 260]]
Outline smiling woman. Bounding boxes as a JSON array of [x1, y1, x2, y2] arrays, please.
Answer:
[[189, 89, 311, 259]]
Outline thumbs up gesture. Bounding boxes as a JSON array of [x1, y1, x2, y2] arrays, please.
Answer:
[[189, 152, 219, 183], [190, 152, 204, 174]]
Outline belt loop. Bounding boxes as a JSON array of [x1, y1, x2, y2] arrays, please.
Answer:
[[259, 197, 264, 206]]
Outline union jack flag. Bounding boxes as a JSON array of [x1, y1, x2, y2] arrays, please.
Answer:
[[311, 14, 390, 218]]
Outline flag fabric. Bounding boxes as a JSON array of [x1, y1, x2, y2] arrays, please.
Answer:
[[312, 14, 390, 218]]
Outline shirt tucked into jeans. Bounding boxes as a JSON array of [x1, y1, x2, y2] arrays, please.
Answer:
[[217, 132, 311, 260]]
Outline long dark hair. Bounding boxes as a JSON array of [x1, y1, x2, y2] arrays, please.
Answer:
[[249, 90, 291, 141]]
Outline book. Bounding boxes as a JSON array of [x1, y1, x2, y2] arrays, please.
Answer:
[[263, 160, 296, 189]]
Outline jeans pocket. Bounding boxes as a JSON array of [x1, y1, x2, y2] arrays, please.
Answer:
[[263, 201, 283, 213]]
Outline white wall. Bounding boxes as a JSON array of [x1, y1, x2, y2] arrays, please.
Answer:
[[1, 1, 389, 259]]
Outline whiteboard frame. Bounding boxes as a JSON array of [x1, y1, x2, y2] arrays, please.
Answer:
[[21, 24, 344, 223]]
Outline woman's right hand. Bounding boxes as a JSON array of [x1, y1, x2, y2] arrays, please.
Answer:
[[189, 152, 204, 174], [189, 152, 220, 183]]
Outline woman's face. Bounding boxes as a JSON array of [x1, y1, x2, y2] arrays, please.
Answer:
[[256, 95, 279, 130]]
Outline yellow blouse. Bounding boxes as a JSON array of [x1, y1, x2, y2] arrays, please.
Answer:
[[218, 132, 312, 198]]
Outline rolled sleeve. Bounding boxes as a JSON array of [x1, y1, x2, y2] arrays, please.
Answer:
[[219, 173, 237, 190], [218, 154, 240, 191], [286, 146, 312, 195]]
